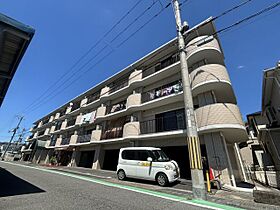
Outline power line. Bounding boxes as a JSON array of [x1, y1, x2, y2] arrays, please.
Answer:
[[24, 2, 173, 114], [23, 1, 162, 114], [24, 1, 280, 117], [110, 0, 160, 43], [117, 2, 172, 48], [212, 0, 253, 21], [22, 0, 143, 113], [216, 1, 280, 35]]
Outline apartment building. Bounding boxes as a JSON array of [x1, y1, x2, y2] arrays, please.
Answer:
[[24, 17, 248, 186], [246, 61, 280, 188]]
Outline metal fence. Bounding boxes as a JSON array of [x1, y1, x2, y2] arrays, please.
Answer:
[[77, 134, 91, 143], [61, 137, 70, 145], [140, 115, 186, 134], [101, 127, 123, 140]]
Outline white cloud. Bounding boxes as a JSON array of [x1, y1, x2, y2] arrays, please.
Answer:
[[237, 65, 245, 69]]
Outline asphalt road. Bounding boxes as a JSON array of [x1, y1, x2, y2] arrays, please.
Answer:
[[0, 161, 231, 210]]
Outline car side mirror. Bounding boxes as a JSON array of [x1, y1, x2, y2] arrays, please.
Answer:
[[147, 157, 153, 162]]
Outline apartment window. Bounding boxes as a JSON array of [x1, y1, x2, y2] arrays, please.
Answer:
[[140, 109, 186, 134], [189, 59, 207, 72], [155, 109, 186, 132], [143, 53, 179, 78], [197, 91, 216, 107]]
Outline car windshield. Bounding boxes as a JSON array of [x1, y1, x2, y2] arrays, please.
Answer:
[[150, 150, 170, 162]]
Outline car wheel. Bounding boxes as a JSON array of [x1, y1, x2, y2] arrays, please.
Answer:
[[156, 173, 169, 187], [117, 170, 126, 180]]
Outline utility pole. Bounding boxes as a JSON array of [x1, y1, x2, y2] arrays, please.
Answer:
[[172, 0, 206, 199], [1, 116, 24, 161], [11, 128, 25, 154]]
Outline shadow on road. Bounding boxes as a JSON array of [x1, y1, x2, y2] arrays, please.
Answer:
[[0, 167, 45, 197]]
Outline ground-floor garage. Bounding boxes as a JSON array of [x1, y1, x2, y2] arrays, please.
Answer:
[[102, 149, 120, 171], [78, 150, 95, 168]]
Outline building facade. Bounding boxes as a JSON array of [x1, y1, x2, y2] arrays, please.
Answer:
[[246, 61, 280, 188], [25, 18, 248, 186]]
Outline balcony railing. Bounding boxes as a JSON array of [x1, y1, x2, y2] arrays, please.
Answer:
[[109, 80, 128, 94], [59, 108, 67, 118], [101, 127, 123, 140], [37, 131, 45, 136], [77, 134, 91, 143], [142, 53, 180, 78], [49, 139, 57, 146], [42, 119, 49, 125], [87, 92, 100, 104], [140, 115, 186, 134], [142, 80, 183, 103], [61, 137, 70, 145], [70, 104, 80, 112], [106, 101, 126, 115], [67, 119, 76, 127]]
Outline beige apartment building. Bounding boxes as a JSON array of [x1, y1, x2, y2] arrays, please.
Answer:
[[23, 17, 248, 186]]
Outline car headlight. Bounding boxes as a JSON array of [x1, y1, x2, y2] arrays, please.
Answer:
[[164, 164, 173, 170]]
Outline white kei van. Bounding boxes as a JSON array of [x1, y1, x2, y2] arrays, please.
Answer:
[[117, 147, 180, 186]]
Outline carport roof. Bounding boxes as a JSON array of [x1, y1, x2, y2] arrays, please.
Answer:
[[0, 13, 35, 106]]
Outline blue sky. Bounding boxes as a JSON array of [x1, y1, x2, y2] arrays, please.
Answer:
[[0, 0, 279, 141]]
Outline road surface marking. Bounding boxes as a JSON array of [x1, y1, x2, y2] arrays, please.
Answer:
[[2, 162, 242, 210]]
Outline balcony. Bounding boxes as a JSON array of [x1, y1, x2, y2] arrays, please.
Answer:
[[109, 79, 128, 94], [66, 119, 76, 127], [61, 137, 70, 145], [54, 122, 62, 131], [87, 92, 100, 104], [70, 103, 80, 112], [140, 114, 186, 135], [106, 101, 126, 115], [195, 103, 247, 142], [186, 35, 223, 66], [142, 80, 183, 104], [77, 134, 91, 143], [101, 127, 123, 140], [49, 139, 57, 146], [37, 130, 45, 137], [142, 53, 180, 78]]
